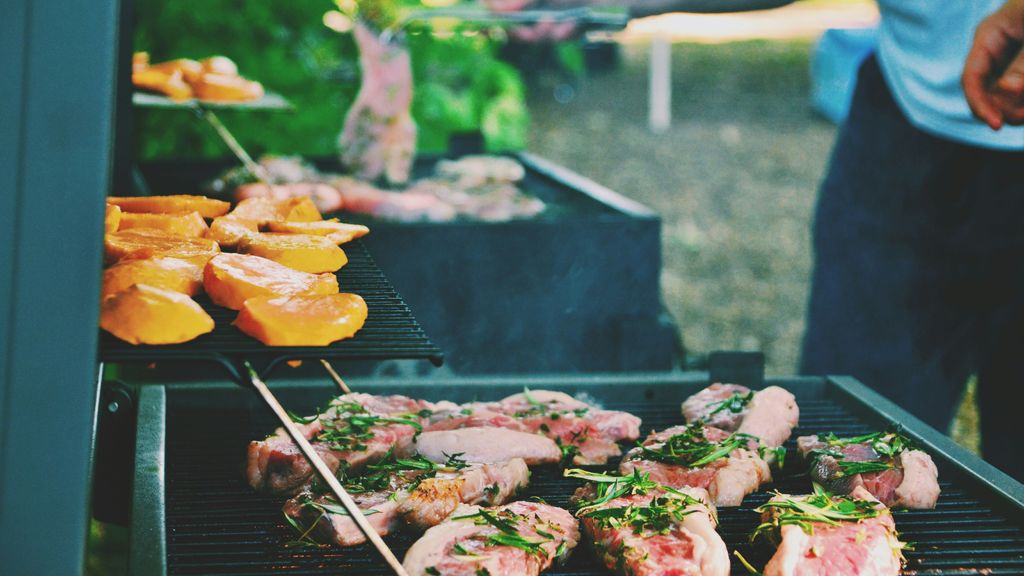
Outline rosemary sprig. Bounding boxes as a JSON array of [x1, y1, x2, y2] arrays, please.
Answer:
[[810, 428, 913, 477], [451, 508, 551, 557], [564, 469, 701, 516], [705, 391, 754, 417]]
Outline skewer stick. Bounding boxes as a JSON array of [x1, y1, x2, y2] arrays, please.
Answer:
[[196, 110, 357, 398], [245, 362, 409, 576], [320, 359, 353, 394]]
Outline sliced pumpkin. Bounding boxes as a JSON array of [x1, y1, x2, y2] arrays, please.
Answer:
[[203, 253, 339, 310], [265, 219, 370, 245], [234, 293, 368, 346], [107, 195, 231, 218], [105, 229, 220, 266], [208, 216, 258, 249], [101, 257, 204, 300], [100, 284, 214, 345], [117, 210, 209, 238], [105, 204, 122, 234], [238, 233, 347, 274], [228, 196, 322, 226]]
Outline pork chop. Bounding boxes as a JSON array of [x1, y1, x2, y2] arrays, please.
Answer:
[[402, 501, 580, 576], [759, 487, 905, 576], [682, 384, 799, 447], [247, 393, 436, 494], [797, 431, 940, 509], [415, 427, 561, 465], [618, 423, 771, 506]]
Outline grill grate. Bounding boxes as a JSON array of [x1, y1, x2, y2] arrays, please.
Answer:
[[99, 240, 443, 373], [164, 396, 1024, 575]]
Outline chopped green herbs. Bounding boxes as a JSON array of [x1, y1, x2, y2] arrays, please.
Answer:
[[705, 391, 754, 417], [451, 508, 551, 557], [633, 422, 760, 468], [581, 495, 699, 535], [314, 401, 423, 453], [809, 429, 913, 477], [752, 484, 882, 541], [564, 469, 700, 516], [425, 567, 440, 575]]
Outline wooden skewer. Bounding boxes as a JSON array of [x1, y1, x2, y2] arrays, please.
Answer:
[[320, 359, 353, 394], [245, 362, 409, 576]]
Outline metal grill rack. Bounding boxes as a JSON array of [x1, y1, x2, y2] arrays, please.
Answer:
[[139, 376, 1024, 575], [99, 240, 443, 379]]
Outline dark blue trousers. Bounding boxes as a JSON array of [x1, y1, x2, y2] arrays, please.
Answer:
[[801, 55, 1024, 481]]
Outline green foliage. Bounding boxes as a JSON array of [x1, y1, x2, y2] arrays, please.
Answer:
[[133, 0, 528, 160]]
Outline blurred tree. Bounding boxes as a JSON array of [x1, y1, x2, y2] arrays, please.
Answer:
[[133, 0, 528, 160]]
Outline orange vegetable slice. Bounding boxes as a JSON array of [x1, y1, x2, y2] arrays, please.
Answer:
[[208, 216, 258, 249], [238, 233, 347, 274], [265, 219, 370, 245], [105, 204, 122, 234], [105, 229, 220, 266], [146, 58, 204, 83], [228, 196, 322, 226], [203, 253, 339, 310], [117, 210, 209, 238], [107, 195, 231, 218], [101, 257, 204, 300], [234, 293, 367, 346], [100, 284, 214, 345]]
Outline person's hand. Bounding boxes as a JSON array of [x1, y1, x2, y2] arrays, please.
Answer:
[[962, 0, 1024, 129]]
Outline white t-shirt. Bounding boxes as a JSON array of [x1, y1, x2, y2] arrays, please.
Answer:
[[877, 0, 1024, 150]]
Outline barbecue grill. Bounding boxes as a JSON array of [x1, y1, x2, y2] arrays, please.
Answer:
[[130, 373, 1024, 575]]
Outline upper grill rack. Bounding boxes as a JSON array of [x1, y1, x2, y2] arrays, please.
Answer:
[[161, 391, 1024, 575], [99, 240, 444, 378]]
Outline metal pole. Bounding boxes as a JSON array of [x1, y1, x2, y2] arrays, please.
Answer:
[[649, 34, 672, 133], [245, 362, 408, 576]]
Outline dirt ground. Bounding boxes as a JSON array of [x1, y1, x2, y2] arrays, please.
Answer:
[[525, 39, 980, 452]]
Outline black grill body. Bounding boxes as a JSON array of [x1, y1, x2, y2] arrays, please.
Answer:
[[134, 375, 1024, 575]]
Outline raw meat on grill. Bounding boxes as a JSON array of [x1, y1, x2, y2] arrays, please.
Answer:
[[283, 456, 530, 546], [797, 431, 940, 509], [618, 423, 771, 506], [339, 22, 417, 185], [757, 486, 905, 576], [415, 427, 562, 465], [682, 383, 799, 447], [571, 477, 729, 576], [246, 393, 437, 494], [424, 407, 529, 433], [402, 501, 580, 576], [398, 458, 530, 530], [466, 390, 642, 465]]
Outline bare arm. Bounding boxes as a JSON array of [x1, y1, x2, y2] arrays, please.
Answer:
[[962, 0, 1024, 129]]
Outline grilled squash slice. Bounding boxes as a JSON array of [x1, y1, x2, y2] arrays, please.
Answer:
[[105, 204, 122, 234], [100, 284, 214, 345], [234, 293, 367, 346], [238, 233, 347, 274], [265, 219, 370, 245], [203, 253, 338, 311], [208, 216, 258, 249], [228, 196, 322, 226], [107, 195, 230, 218], [117, 210, 209, 238], [105, 229, 220, 266], [101, 257, 204, 300]]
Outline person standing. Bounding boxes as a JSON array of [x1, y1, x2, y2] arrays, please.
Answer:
[[800, 1, 1024, 480]]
